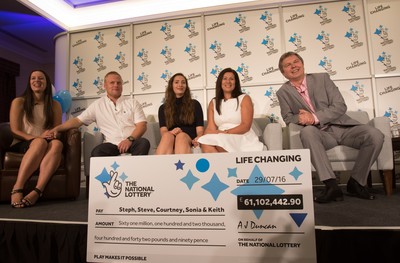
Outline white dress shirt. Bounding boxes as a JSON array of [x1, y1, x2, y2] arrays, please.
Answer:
[[78, 95, 146, 145]]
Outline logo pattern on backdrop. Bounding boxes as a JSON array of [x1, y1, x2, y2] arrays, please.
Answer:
[[234, 14, 250, 33], [289, 33, 306, 53], [345, 28, 363, 49], [93, 77, 105, 95], [184, 19, 199, 38], [260, 11, 277, 31], [72, 79, 85, 97], [377, 52, 397, 73], [115, 29, 128, 46], [94, 54, 107, 72], [261, 35, 278, 55], [160, 23, 175, 41], [374, 25, 393, 46], [235, 38, 252, 58], [319, 56, 337, 76], [94, 32, 107, 49], [350, 81, 369, 103], [137, 48, 152, 67], [316, 31, 335, 51], [73, 56, 86, 74], [137, 72, 151, 91], [210, 41, 226, 60], [342, 2, 361, 23], [314, 5, 332, 25], [185, 43, 200, 62]]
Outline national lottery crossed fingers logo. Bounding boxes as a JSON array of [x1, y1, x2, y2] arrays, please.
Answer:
[[94, 155, 309, 225]]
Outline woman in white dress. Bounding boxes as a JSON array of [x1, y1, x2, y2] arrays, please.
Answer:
[[198, 68, 264, 153]]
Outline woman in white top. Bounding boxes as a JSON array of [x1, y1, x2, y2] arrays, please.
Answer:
[[198, 68, 263, 153], [9, 70, 63, 208]]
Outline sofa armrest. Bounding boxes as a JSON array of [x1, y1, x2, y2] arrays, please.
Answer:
[[83, 132, 103, 177], [288, 123, 304, 149], [369, 117, 393, 170], [0, 123, 13, 169], [63, 128, 81, 198], [263, 123, 283, 150]]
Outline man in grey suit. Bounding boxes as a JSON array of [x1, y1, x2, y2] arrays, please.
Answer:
[[276, 51, 384, 203]]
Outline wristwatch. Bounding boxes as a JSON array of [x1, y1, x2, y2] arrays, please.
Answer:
[[127, 136, 135, 142]]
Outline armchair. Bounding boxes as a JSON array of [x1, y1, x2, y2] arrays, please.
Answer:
[[0, 122, 81, 202], [287, 111, 393, 195]]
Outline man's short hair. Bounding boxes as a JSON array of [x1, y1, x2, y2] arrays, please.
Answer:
[[278, 52, 304, 73]]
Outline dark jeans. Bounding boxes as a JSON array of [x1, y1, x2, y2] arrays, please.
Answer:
[[91, 138, 150, 157]]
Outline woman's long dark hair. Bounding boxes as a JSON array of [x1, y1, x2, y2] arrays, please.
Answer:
[[23, 70, 54, 129], [215, 68, 243, 115], [164, 73, 194, 129]]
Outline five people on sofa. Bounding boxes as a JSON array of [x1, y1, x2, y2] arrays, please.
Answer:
[[8, 52, 386, 207]]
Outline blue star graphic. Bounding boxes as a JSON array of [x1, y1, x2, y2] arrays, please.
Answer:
[[374, 28, 381, 35], [184, 46, 191, 53], [202, 173, 229, 201], [314, 9, 321, 15], [119, 172, 128, 182], [175, 160, 185, 170], [111, 161, 119, 171], [231, 165, 284, 219], [181, 170, 199, 190], [96, 168, 111, 184], [227, 168, 237, 178], [260, 14, 266, 20], [289, 167, 303, 181]]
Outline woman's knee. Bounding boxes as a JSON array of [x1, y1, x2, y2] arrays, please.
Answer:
[[49, 139, 64, 153]]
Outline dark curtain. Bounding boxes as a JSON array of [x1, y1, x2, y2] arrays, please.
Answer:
[[0, 57, 19, 123], [0, 221, 87, 263]]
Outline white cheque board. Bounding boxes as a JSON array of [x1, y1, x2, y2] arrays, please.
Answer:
[[87, 150, 316, 263]]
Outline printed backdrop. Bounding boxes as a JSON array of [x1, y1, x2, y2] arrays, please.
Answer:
[[67, 0, 399, 131]]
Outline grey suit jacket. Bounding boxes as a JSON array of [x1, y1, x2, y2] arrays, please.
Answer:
[[276, 73, 360, 127]]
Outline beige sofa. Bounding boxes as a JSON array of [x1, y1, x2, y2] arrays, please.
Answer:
[[82, 118, 283, 196]]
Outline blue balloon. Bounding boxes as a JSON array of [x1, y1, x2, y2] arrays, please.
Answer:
[[53, 94, 63, 110], [56, 90, 72, 113]]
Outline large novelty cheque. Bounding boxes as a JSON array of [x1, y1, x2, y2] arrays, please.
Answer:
[[87, 150, 316, 263]]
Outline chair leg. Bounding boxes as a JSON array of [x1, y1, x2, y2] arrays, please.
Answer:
[[381, 170, 393, 196], [367, 171, 372, 188], [86, 176, 90, 199]]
